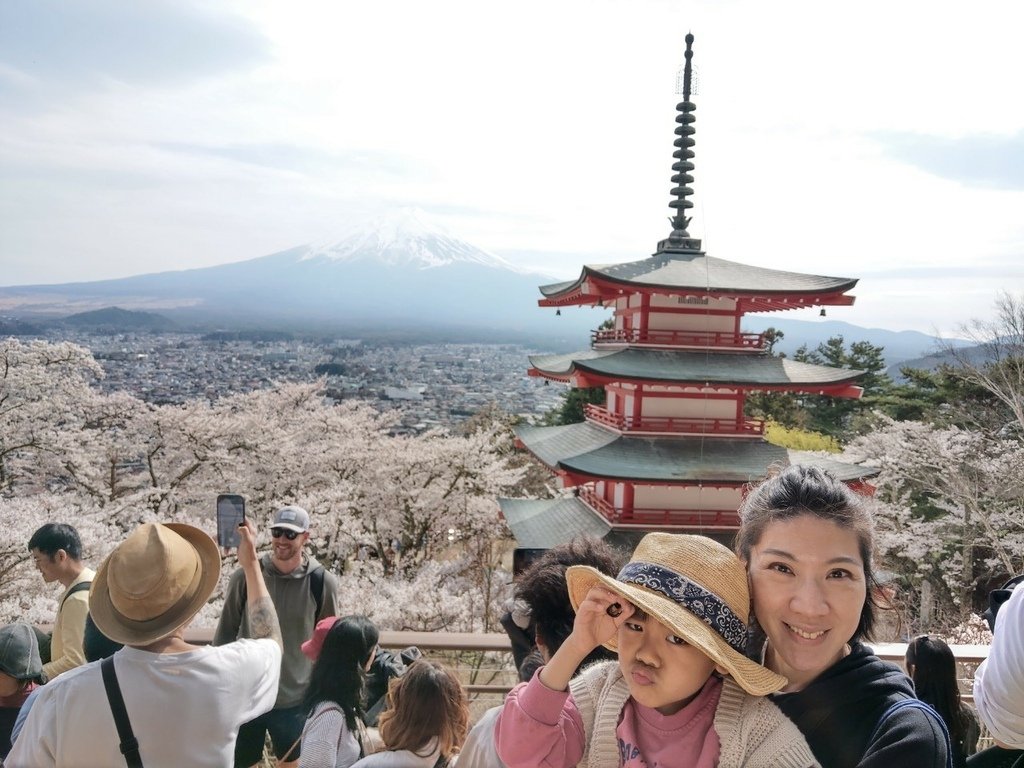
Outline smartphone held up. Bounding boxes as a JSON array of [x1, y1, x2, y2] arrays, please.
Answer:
[[216, 494, 246, 551]]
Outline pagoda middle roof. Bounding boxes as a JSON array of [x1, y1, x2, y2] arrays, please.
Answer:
[[540, 252, 858, 300], [529, 348, 863, 388], [498, 497, 612, 549], [516, 421, 877, 483]]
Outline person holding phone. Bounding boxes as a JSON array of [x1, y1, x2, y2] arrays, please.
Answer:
[[8, 519, 282, 767], [215, 505, 340, 768]]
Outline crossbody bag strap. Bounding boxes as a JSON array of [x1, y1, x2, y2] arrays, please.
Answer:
[[280, 704, 346, 764], [101, 656, 144, 768]]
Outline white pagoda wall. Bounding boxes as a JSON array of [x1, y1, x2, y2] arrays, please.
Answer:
[[632, 484, 743, 511], [645, 295, 737, 333], [639, 395, 736, 419]]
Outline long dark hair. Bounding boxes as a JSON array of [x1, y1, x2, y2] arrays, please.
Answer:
[[906, 635, 972, 760], [303, 615, 379, 731]]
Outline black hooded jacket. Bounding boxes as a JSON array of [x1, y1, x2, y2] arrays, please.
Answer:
[[770, 642, 950, 768]]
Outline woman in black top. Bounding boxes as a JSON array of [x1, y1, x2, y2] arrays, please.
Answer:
[[736, 465, 949, 768]]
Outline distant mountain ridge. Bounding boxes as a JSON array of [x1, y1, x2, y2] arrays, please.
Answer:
[[61, 306, 177, 331], [0, 208, 596, 343], [0, 208, 962, 356], [741, 316, 970, 369]]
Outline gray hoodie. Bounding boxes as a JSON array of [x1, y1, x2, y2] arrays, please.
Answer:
[[214, 553, 339, 707]]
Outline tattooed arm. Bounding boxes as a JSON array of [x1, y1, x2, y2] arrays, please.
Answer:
[[237, 519, 282, 649]]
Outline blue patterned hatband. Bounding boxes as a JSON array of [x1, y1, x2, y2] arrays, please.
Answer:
[[616, 561, 747, 652]]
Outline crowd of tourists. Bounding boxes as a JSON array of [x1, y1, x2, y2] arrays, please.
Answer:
[[1, 465, 1022, 767]]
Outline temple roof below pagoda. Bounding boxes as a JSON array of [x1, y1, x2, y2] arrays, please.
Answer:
[[539, 252, 857, 300], [516, 421, 877, 483], [529, 348, 863, 389], [498, 497, 612, 549]]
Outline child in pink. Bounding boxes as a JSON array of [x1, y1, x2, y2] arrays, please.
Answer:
[[494, 533, 819, 768]]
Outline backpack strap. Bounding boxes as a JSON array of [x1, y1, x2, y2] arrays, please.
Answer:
[[61, 580, 92, 609], [101, 657, 144, 768], [310, 566, 325, 617], [868, 698, 953, 768]]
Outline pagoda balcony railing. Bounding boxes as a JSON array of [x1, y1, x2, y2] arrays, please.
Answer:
[[591, 328, 766, 350], [578, 487, 741, 530], [585, 404, 765, 437]]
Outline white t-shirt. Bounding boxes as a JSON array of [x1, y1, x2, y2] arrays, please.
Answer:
[[456, 706, 504, 768], [7, 639, 281, 768], [352, 738, 441, 768]]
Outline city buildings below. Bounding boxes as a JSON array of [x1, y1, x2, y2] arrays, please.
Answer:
[[48, 330, 565, 433]]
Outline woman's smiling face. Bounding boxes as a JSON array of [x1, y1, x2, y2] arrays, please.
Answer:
[[747, 514, 867, 691]]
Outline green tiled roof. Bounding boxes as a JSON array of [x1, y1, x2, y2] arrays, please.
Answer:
[[498, 497, 612, 549], [529, 348, 863, 386], [539, 252, 857, 297], [516, 422, 878, 483]]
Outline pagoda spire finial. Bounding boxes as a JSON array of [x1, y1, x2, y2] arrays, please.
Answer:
[[658, 32, 702, 254]]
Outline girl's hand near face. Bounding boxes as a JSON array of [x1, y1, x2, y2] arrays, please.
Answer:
[[539, 586, 634, 693], [570, 586, 635, 653]]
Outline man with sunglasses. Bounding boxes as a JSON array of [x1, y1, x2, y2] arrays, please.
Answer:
[[214, 505, 339, 768]]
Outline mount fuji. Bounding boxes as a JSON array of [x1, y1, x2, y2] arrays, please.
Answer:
[[0, 209, 601, 342]]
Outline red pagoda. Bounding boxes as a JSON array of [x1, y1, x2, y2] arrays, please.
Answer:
[[500, 34, 877, 550]]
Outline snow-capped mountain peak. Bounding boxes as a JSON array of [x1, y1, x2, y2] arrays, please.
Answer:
[[302, 207, 530, 273]]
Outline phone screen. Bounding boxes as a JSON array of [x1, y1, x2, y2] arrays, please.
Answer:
[[216, 494, 246, 549]]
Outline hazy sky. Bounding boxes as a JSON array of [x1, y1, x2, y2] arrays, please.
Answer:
[[2, 0, 1022, 335]]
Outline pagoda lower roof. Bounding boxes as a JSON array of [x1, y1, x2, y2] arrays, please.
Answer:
[[539, 251, 857, 305], [498, 497, 612, 549], [516, 421, 877, 483], [529, 348, 864, 391]]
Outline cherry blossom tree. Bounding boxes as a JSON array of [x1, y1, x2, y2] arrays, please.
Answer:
[[0, 339, 102, 492], [847, 417, 1024, 629], [0, 341, 525, 632]]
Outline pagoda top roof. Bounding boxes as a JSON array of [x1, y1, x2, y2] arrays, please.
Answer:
[[498, 497, 612, 549], [529, 348, 864, 393], [516, 421, 878, 484], [539, 252, 858, 306]]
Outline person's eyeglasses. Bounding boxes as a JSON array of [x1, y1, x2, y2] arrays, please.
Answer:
[[271, 528, 301, 540]]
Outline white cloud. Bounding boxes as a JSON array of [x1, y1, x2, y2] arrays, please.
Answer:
[[1, 0, 1022, 335]]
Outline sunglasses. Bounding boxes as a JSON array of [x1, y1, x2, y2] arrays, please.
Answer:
[[271, 528, 302, 540]]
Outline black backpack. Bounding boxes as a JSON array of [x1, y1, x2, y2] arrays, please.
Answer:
[[363, 645, 422, 726], [983, 574, 1024, 632]]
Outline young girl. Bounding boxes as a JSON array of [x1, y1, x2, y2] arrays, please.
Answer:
[[352, 659, 469, 768], [297, 615, 380, 768], [495, 533, 818, 768]]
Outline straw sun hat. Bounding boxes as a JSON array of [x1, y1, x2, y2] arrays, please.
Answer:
[[90, 523, 221, 646], [566, 532, 787, 696]]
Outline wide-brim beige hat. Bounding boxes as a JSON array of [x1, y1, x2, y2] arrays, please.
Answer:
[[566, 532, 787, 696], [90, 523, 221, 646]]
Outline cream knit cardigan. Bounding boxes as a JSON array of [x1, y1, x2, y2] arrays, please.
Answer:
[[567, 662, 819, 768]]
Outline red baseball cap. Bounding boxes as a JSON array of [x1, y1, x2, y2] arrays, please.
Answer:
[[301, 616, 339, 661]]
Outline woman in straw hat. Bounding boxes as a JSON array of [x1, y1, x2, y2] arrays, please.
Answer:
[[495, 532, 819, 768], [8, 519, 284, 768], [736, 465, 950, 768]]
